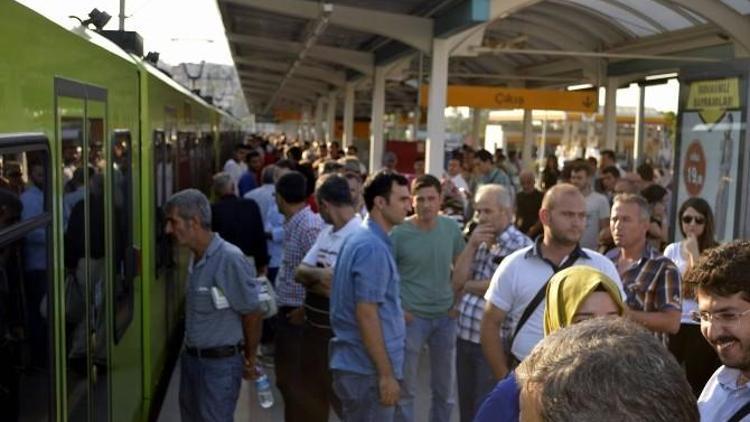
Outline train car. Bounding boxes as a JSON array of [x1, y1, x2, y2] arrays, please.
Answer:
[[0, 2, 242, 421]]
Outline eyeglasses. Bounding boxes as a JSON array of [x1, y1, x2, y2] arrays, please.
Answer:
[[690, 309, 750, 324], [682, 215, 705, 225]]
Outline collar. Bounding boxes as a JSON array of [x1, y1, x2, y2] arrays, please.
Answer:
[[496, 224, 515, 243], [190, 233, 222, 271], [333, 214, 362, 236], [525, 236, 589, 262], [716, 366, 750, 391], [365, 217, 392, 248], [606, 242, 658, 264], [285, 205, 312, 227]]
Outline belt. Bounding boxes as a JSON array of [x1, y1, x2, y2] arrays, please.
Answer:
[[185, 343, 244, 359]]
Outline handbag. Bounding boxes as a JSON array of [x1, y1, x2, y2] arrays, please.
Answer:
[[256, 276, 277, 319]]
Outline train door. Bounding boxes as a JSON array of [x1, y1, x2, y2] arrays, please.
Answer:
[[55, 79, 111, 422]]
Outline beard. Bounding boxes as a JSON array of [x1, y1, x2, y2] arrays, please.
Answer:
[[549, 228, 581, 247], [713, 335, 750, 371]]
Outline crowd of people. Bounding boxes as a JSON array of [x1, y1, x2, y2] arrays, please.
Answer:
[[169, 134, 749, 422]]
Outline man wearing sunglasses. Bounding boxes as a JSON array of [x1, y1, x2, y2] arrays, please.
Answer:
[[686, 240, 750, 422]]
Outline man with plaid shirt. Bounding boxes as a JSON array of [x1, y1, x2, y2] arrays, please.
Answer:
[[451, 184, 532, 422], [274, 171, 324, 421], [607, 193, 681, 340]]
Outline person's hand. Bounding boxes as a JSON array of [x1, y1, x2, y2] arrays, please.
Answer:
[[243, 355, 260, 381], [378, 375, 400, 406], [448, 308, 460, 319], [288, 307, 305, 325], [468, 223, 496, 248], [683, 234, 700, 261], [404, 310, 414, 324]]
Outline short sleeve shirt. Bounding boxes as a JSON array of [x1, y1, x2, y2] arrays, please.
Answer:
[[185, 234, 260, 349], [330, 218, 405, 378], [581, 190, 610, 250], [485, 240, 623, 360], [300, 215, 362, 329], [390, 216, 465, 318]]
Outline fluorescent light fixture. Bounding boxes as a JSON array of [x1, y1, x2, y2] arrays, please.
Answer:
[[567, 83, 594, 91], [645, 72, 678, 81]]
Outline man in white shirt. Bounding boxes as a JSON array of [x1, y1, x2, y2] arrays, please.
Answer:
[[479, 184, 623, 381], [687, 241, 750, 422], [223, 144, 249, 189], [294, 173, 362, 422], [569, 160, 610, 250]]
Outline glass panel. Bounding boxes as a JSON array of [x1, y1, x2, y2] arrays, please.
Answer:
[[112, 131, 133, 344], [0, 146, 51, 421], [87, 100, 109, 422], [61, 112, 91, 421]]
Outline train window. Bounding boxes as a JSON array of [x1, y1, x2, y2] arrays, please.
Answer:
[[176, 132, 193, 191], [112, 130, 134, 343], [0, 134, 52, 421]]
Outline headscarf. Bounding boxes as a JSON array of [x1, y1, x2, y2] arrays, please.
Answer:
[[543, 266, 625, 336]]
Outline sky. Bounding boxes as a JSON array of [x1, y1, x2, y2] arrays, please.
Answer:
[[17, 0, 680, 113]]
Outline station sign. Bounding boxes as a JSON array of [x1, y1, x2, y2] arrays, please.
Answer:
[[419, 85, 598, 112]]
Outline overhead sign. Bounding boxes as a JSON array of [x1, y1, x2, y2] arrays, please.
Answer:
[[685, 77, 740, 124], [419, 85, 598, 112]]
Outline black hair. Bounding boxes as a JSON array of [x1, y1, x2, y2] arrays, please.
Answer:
[[287, 146, 303, 161], [363, 170, 409, 212], [316, 173, 353, 207], [601, 165, 620, 179], [636, 163, 654, 182], [475, 149, 493, 163], [275, 171, 308, 204], [412, 174, 442, 195]]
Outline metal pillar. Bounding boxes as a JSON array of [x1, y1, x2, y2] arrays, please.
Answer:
[[314, 97, 325, 141], [522, 109, 534, 170], [604, 78, 618, 151], [538, 114, 547, 168], [633, 83, 646, 167], [326, 91, 337, 143], [370, 66, 386, 171], [426, 38, 450, 176], [343, 82, 355, 148]]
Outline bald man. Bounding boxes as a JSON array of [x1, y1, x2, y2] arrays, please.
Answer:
[[479, 184, 623, 381], [515, 170, 543, 238]]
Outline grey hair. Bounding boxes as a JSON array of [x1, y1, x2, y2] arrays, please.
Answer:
[[475, 183, 512, 209], [516, 318, 698, 422], [261, 165, 276, 185], [613, 193, 651, 221], [165, 189, 211, 229], [212, 172, 234, 195]]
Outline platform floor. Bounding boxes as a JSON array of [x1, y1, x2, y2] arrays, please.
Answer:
[[157, 348, 461, 421]]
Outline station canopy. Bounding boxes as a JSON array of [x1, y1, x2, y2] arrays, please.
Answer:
[[217, 0, 750, 120]]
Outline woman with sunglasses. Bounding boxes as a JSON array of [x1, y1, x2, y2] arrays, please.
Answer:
[[663, 197, 721, 396], [473, 266, 625, 422]]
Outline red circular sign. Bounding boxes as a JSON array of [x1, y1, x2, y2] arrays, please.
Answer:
[[683, 141, 706, 196]]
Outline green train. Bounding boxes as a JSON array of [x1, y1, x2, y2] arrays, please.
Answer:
[[0, 2, 244, 421]]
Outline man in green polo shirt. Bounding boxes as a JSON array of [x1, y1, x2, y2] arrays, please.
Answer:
[[391, 175, 465, 422]]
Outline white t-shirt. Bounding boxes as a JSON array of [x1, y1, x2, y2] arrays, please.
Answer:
[[484, 244, 623, 361], [581, 190, 610, 250], [663, 241, 698, 325], [302, 215, 363, 268], [223, 158, 247, 187], [451, 174, 470, 193]]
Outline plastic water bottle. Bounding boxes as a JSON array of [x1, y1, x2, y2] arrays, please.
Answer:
[[255, 368, 274, 409]]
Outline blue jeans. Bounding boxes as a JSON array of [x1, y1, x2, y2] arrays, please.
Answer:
[[179, 350, 243, 422], [333, 370, 396, 422], [456, 338, 496, 422], [395, 315, 456, 422]]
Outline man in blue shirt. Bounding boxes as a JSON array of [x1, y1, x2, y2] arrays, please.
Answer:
[[330, 170, 412, 421], [164, 189, 264, 422]]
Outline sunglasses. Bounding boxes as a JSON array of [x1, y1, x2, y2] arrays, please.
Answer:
[[682, 215, 705, 225]]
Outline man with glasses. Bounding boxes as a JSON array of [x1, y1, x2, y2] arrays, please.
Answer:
[[686, 240, 750, 422]]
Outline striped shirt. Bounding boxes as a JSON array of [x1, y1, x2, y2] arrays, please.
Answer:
[[276, 206, 323, 307], [457, 225, 533, 343]]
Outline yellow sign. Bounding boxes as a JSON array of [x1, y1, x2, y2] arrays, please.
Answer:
[[419, 85, 598, 112], [686, 78, 740, 124]]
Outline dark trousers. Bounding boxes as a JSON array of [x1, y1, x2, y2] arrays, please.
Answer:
[[275, 306, 305, 421], [299, 323, 342, 422], [456, 338, 496, 422], [669, 323, 721, 397], [0, 342, 19, 421]]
